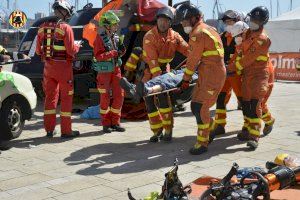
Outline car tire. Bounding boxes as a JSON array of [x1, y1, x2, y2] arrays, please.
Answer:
[[0, 97, 25, 140]]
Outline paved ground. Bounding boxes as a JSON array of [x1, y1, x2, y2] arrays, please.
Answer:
[[0, 81, 299, 200]]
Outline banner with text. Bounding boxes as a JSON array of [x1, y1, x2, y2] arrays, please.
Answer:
[[270, 52, 300, 81]]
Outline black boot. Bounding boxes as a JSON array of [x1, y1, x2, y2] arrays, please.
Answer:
[[247, 139, 259, 150], [163, 131, 172, 142], [61, 130, 80, 139], [263, 119, 275, 136], [149, 131, 163, 143], [189, 145, 208, 155], [111, 125, 126, 132], [46, 130, 57, 138], [119, 77, 137, 98], [103, 126, 113, 133], [237, 127, 250, 141], [213, 124, 226, 135]]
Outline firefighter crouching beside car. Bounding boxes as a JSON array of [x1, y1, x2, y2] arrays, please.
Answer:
[[36, 0, 81, 138], [228, 6, 275, 150], [176, 4, 226, 155], [135, 7, 189, 143], [93, 11, 126, 133]]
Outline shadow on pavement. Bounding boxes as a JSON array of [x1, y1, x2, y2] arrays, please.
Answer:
[[10, 130, 104, 148], [63, 131, 250, 176]]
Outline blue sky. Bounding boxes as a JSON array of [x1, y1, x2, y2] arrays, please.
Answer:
[[1, 0, 300, 19]]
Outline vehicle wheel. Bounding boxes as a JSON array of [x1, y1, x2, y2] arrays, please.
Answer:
[[0, 97, 25, 140]]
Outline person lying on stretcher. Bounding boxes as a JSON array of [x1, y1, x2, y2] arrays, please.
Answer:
[[120, 68, 198, 103]]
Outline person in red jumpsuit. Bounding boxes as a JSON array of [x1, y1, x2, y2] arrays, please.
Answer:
[[36, 0, 80, 138], [93, 11, 126, 133]]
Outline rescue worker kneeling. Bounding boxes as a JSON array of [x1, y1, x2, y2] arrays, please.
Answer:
[[93, 11, 126, 133], [176, 4, 226, 155], [36, 0, 80, 138], [228, 6, 274, 149], [142, 7, 189, 143]]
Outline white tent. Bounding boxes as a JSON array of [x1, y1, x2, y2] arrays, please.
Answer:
[[265, 7, 300, 53]]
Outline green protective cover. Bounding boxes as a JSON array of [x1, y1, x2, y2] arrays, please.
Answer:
[[92, 58, 122, 73]]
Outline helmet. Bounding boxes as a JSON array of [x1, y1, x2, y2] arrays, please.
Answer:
[[237, 11, 247, 21], [99, 11, 120, 27], [156, 7, 174, 21], [52, 0, 73, 15], [248, 6, 269, 25], [220, 10, 239, 22], [175, 3, 202, 23], [230, 21, 249, 37]]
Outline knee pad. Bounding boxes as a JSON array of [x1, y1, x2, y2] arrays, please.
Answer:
[[250, 99, 260, 118], [191, 102, 203, 124], [144, 96, 157, 113], [157, 93, 169, 108], [242, 101, 251, 117], [132, 47, 143, 56], [216, 92, 227, 109]]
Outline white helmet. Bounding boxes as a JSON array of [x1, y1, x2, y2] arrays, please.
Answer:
[[230, 21, 249, 37], [52, 0, 74, 15]]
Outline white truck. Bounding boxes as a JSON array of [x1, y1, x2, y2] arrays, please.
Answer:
[[0, 67, 37, 140]]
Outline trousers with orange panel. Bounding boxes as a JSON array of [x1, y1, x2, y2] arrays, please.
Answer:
[[182, 21, 226, 155], [228, 28, 272, 149], [212, 32, 243, 136], [36, 21, 80, 137], [260, 61, 275, 135], [142, 26, 189, 142], [93, 31, 126, 133]]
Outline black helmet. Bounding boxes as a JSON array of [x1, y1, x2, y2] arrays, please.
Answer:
[[52, 0, 74, 16], [175, 3, 202, 23], [220, 10, 239, 22], [248, 6, 269, 25], [156, 7, 174, 21]]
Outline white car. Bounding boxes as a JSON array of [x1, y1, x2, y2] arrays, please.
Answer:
[[0, 68, 37, 140]]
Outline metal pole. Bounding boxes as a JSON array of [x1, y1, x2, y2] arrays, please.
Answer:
[[168, 0, 172, 6], [276, 0, 279, 17], [270, 0, 272, 19], [7, 0, 10, 10]]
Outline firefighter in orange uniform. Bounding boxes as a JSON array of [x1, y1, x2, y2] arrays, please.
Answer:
[[93, 11, 126, 133], [141, 7, 189, 142], [228, 6, 274, 149], [36, 0, 80, 138], [176, 4, 226, 155], [210, 10, 243, 136]]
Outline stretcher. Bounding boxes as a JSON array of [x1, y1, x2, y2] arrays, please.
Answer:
[[146, 82, 197, 97]]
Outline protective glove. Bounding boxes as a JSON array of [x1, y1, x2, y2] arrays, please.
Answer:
[[110, 50, 119, 58]]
